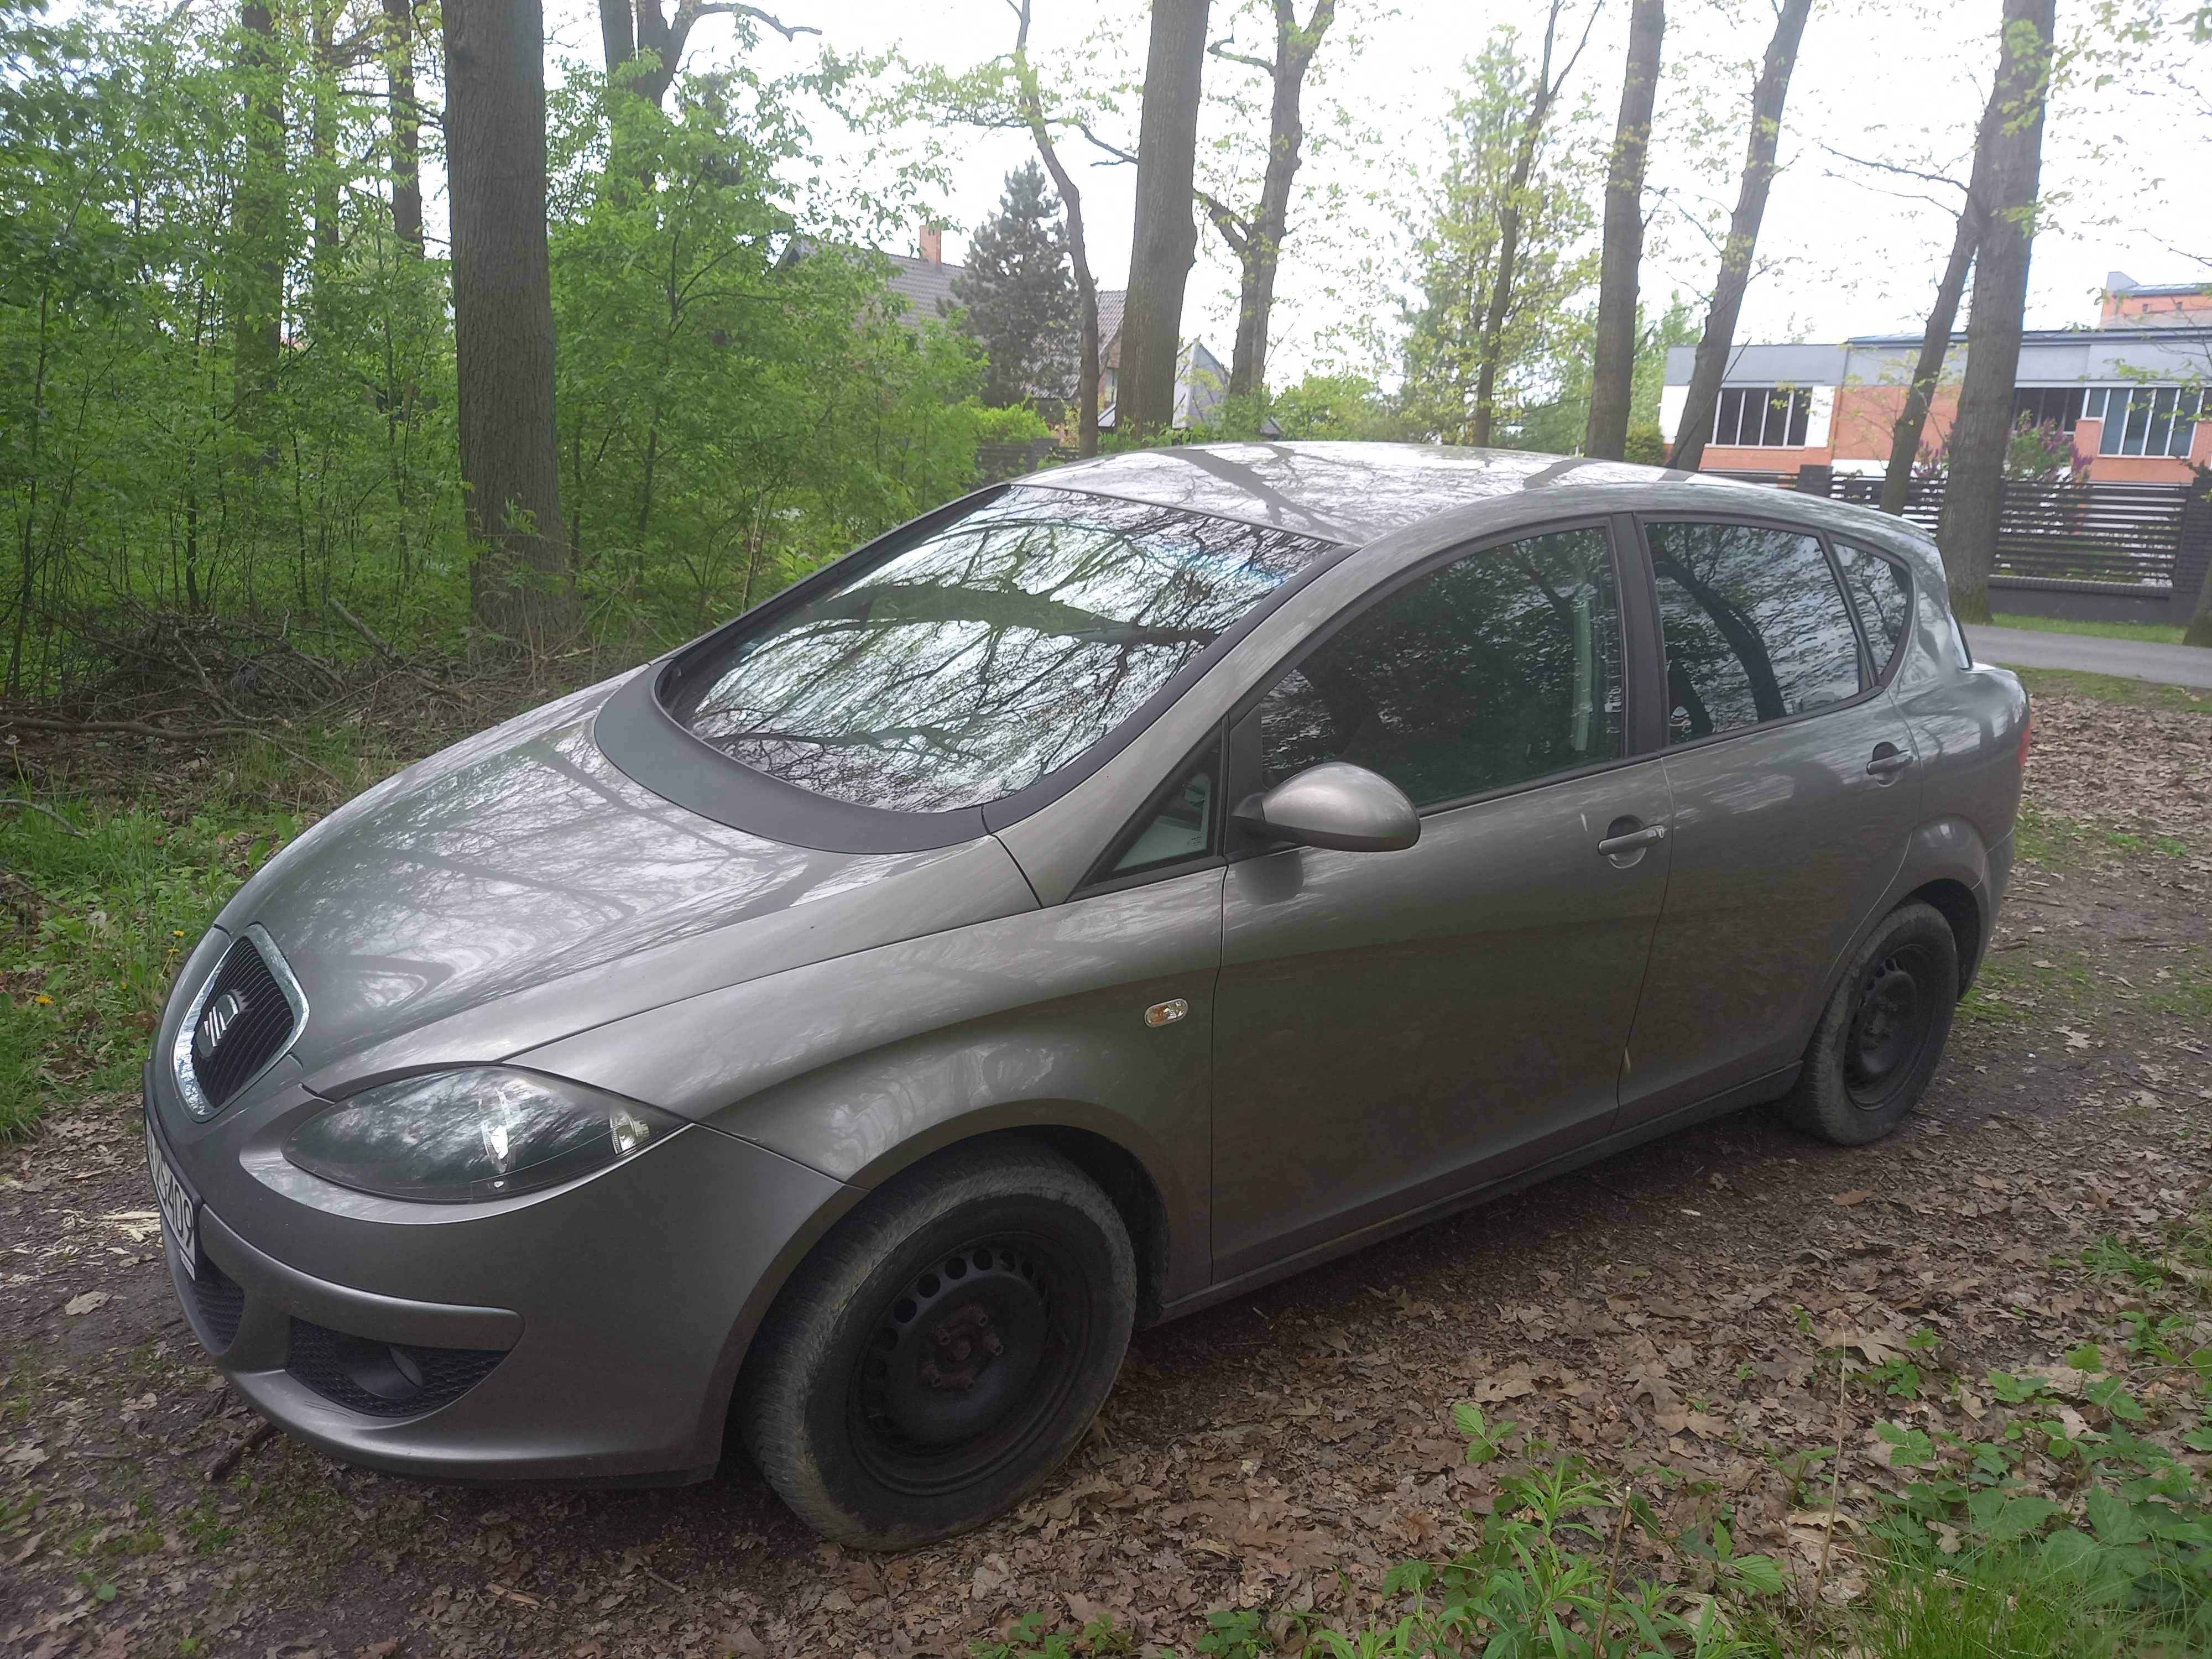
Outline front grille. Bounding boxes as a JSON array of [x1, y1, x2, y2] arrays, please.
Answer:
[[286, 1319, 507, 1418], [189, 1259, 246, 1350], [179, 929, 302, 1115]]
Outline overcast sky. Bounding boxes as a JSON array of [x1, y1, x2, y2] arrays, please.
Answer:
[[546, 0, 2211, 382]]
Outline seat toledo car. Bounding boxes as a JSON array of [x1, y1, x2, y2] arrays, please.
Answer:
[[146, 443, 2026, 1548]]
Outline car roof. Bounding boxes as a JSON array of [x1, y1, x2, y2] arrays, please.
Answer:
[[1019, 441, 1785, 546]]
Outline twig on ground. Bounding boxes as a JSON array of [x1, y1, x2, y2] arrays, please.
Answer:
[[0, 798, 86, 837], [2, 715, 276, 741], [327, 594, 399, 663], [1593, 1481, 1633, 1652], [1802, 1354, 1849, 1658], [205, 1418, 276, 1483]]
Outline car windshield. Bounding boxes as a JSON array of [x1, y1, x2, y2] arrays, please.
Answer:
[[666, 487, 1341, 813]]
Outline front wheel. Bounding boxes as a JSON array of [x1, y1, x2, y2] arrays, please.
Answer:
[[1781, 900, 1959, 1146], [737, 1143, 1135, 1551]]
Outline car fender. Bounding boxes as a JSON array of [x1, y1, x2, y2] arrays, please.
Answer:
[[512, 867, 1225, 1308], [1801, 814, 1997, 1039]]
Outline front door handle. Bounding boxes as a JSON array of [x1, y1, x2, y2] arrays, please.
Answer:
[[1866, 743, 1914, 778], [1597, 822, 1668, 857]]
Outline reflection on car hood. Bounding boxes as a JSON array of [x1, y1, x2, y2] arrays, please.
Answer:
[[210, 672, 1037, 1084]]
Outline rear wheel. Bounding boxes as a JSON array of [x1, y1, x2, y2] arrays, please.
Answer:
[[1781, 901, 1958, 1146], [738, 1144, 1135, 1551]]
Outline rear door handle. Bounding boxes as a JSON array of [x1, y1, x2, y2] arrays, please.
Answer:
[[1866, 743, 1914, 777], [1597, 823, 1668, 857]]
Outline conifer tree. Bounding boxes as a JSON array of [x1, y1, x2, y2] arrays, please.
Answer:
[[953, 160, 1078, 410]]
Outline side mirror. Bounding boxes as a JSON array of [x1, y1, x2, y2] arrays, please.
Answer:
[[1234, 762, 1420, 853]]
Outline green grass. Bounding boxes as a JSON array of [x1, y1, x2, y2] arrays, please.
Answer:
[[2013, 666, 2212, 717], [2015, 806, 2192, 869], [1992, 613, 2190, 646], [0, 797, 303, 1141]]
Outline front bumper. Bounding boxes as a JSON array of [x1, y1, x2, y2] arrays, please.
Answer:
[[148, 1064, 854, 1485]]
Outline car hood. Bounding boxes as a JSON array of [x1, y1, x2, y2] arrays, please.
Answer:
[[207, 672, 1039, 1091]]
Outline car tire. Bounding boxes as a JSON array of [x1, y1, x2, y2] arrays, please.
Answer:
[[1781, 900, 1959, 1146], [737, 1142, 1136, 1551]]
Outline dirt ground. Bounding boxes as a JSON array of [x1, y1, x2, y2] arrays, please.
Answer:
[[6, 692, 2212, 1659]]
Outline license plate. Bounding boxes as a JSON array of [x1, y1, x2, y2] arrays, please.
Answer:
[[145, 1117, 199, 1279]]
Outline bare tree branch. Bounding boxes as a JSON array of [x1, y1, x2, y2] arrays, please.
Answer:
[[682, 3, 819, 40], [1079, 122, 1138, 167]]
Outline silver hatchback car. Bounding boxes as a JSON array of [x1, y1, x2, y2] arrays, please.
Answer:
[[145, 444, 2026, 1548]]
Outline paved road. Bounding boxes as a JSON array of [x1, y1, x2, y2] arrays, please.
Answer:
[[1964, 623, 2212, 690]]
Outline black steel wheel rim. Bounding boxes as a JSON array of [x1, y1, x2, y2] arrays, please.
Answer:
[[1844, 942, 1937, 1110], [848, 1231, 1089, 1498]]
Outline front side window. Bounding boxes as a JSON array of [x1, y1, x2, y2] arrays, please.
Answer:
[[1110, 752, 1217, 877], [1835, 544, 1913, 676], [1254, 526, 1625, 810], [666, 489, 1338, 813], [1650, 521, 1861, 744]]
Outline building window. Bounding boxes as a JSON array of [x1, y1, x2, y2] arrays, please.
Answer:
[[2012, 387, 2086, 431], [2084, 386, 2205, 458], [1713, 385, 1812, 448]]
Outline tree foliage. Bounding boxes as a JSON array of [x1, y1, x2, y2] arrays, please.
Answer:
[[953, 160, 1076, 412], [1397, 28, 1601, 449], [0, 1, 987, 701]]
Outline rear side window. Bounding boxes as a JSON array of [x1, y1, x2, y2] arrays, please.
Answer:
[[1836, 544, 1913, 676], [1648, 521, 1861, 744], [1254, 526, 1625, 809]]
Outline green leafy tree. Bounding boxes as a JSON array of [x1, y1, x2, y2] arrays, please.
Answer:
[[953, 160, 1077, 411], [1267, 372, 1411, 440], [1399, 27, 1600, 449]]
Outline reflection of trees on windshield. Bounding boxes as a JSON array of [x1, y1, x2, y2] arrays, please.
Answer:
[[672, 489, 1336, 812], [1650, 524, 1862, 744], [1257, 528, 1625, 807]]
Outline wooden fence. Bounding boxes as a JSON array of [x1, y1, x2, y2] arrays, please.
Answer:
[[1825, 475, 2193, 588]]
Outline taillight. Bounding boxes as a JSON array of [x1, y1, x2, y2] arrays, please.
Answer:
[[2017, 711, 2032, 771]]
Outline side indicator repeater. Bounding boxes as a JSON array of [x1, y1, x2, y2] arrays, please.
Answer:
[[1144, 998, 1189, 1029]]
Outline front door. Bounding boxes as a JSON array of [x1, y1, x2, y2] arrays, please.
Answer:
[[1209, 523, 1671, 1282], [1618, 518, 1924, 1128]]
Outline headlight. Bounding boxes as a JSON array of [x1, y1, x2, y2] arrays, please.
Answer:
[[284, 1068, 686, 1203]]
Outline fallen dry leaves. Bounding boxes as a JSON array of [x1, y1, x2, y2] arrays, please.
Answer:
[[2027, 692, 2212, 843], [4, 695, 2212, 1657]]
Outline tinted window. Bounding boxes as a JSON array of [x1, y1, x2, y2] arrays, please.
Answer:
[[1650, 522, 1861, 744], [667, 488, 1338, 813], [1255, 527, 1625, 808], [1112, 755, 1217, 876], [1836, 544, 1912, 675]]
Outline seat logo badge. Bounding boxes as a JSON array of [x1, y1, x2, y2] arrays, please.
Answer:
[[1144, 998, 1188, 1029], [196, 990, 246, 1061]]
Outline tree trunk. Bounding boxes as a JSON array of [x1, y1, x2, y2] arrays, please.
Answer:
[[443, 0, 570, 649], [1217, 1, 1334, 400], [1119, 0, 1212, 442], [1880, 217, 1976, 513], [231, 1, 285, 436], [309, 3, 340, 296], [1880, 93, 2004, 514], [1469, 2, 1580, 449], [599, 0, 637, 75], [1584, 0, 1665, 461], [1666, 0, 1814, 472], [382, 0, 424, 253], [1933, 0, 2054, 624], [1013, 14, 1099, 458], [2184, 472, 2212, 648]]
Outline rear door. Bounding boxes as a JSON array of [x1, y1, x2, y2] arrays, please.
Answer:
[[1615, 517, 1922, 1130], [1208, 521, 1674, 1282]]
